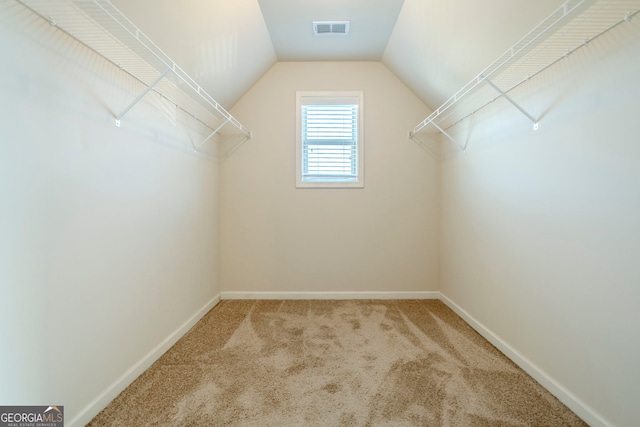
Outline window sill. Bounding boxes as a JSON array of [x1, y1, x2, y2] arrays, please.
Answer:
[[296, 180, 364, 189]]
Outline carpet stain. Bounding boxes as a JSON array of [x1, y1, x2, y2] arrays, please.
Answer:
[[89, 300, 587, 427], [323, 382, 341, 394], [379, 322, 393, 331]]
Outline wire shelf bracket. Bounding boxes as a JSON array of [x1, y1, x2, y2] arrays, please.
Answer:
[[483, 76, 539, 130], [115, 68, 171, 127], [194, 119, 230, 151]]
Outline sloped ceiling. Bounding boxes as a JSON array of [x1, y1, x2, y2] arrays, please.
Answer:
[[111, 0, 567, 111], [110, 0, 277, 108], [383, 0, 564, 109]]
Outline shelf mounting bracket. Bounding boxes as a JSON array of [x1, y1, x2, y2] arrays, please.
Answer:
[[430, 120, 466, 151], [220, 132, 252, 161], [483, 76, 539, 130], [115, 68, 171, 127], [409, 132, 443, 160], [194, 119, 229, 151], [414, 119, 465, 151]]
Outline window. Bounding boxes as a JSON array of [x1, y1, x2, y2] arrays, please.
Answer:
[[296, 91, 364, 188]]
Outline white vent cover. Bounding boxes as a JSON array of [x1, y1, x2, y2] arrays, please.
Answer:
[[313, 21, 350, 36]]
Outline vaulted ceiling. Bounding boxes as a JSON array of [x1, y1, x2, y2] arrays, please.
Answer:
[[110, 0, 565, 111]]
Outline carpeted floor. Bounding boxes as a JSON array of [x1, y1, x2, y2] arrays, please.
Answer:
[[89, 300, 587, 426]]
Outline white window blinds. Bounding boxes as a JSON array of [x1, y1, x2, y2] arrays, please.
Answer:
[[302, 103, 358, 182], [296, 92, 363, 188]]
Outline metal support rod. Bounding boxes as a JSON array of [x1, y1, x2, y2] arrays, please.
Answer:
[[115, 68, 171, 126], [409, 132, 442, 160], [483, 77, 539, 129], [430, 120, 464, 150], [220, 134, 251, 161], [195, 119, 229, 151]]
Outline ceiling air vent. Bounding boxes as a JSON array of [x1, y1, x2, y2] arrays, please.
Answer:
[[313, 21, 350, 36]]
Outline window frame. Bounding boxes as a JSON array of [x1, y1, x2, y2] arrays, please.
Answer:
[[296, 91, 364, 189]]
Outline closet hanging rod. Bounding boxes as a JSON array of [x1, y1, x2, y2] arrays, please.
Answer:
[[438, 7, 640, 135], [16, 0, 251, 140], [410, 0, 640, 156], [411, 0, 589, 137]]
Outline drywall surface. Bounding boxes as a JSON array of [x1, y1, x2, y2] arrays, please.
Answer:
[[110, 0, 277, 108], [0, 3, 220, 423], [222, 62, 438, 294], [383, 0, 562, 109], [439, 19, 640, 427]]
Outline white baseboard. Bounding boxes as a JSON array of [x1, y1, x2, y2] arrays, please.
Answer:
[[68, 295, 221, 427], [220, 291, 440, 300], [438, 292, 609, 427]]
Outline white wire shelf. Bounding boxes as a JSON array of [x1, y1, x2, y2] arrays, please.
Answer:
[[410, 0, 640, 157], [17, 0, 251, 155]]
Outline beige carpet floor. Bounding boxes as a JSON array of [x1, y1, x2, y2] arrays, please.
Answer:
[[89, 300, 587, 426]]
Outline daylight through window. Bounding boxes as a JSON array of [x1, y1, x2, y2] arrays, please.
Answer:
[[296, 92, 363, 188]]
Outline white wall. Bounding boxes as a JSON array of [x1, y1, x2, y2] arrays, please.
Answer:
[[383, 0, 562, 110], [110, 0, 277, 108], [0, 2, 220, 424], [221, 62, 438, 295], [439, 18, 640, 427]]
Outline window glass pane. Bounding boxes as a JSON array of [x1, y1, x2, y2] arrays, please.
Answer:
[[296, 91, 363, 188], [302, 104, 358, 181]]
